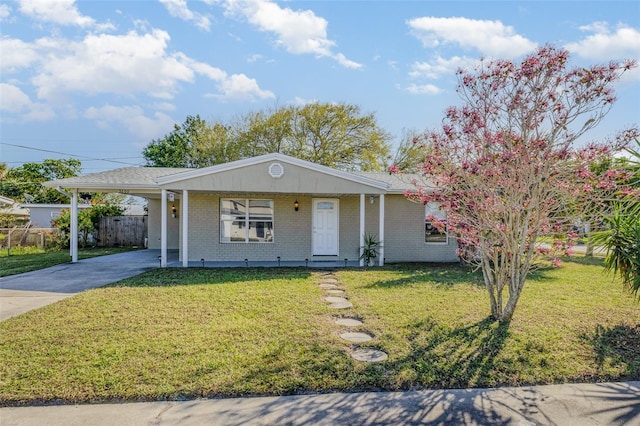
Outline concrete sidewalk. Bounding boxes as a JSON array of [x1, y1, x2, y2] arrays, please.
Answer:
[[1, 381, 638, 425]]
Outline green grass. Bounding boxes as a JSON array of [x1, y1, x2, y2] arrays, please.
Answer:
[[0, 259, 638, 405], [0, 247, 139, 277]]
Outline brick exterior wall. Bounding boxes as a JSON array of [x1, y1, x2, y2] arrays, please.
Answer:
[[171, 193, 458, 263]]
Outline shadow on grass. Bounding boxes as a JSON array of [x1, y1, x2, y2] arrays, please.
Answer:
[[219, 317, 515, 425], [106, 267, 315, 288], [386, 317, 512, 389], [585, 324, 640, 379], [365, 263, 484, 289]]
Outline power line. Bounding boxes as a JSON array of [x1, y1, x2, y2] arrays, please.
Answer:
[[0, 142, 144, 166]]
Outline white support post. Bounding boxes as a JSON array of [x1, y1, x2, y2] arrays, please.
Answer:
[[161, 189, 167, 268], [378, 194, 385, 266], [70, 189, 78, 263], [359, 193, 365, 267], [182, 190, 189, 268]]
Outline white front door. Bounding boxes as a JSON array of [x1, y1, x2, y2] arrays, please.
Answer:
[[312, 199, 339, 255]]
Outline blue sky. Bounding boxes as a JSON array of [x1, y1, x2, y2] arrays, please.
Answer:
[[1, 0, 639, 173]]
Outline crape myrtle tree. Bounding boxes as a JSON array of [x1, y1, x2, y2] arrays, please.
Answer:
[[393, 45, 638, 322]]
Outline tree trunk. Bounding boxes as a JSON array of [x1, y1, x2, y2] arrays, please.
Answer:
[[484, 264, 524, 322]]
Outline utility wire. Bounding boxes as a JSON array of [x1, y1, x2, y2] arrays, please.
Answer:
[[0, 142, 144, 166]]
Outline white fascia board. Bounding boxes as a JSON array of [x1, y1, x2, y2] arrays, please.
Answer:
[[154, 153, 390, 190], [20, 204, 92, 209], [42, 182, 161, 192]]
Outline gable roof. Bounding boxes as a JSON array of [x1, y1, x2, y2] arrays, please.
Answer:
[[154, 153, 390, 190], [42, 154, 422, 194], [356, 172, 421, 194], [0, 195, 17, 206]]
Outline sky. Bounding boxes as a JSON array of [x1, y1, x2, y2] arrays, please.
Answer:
[[1, 0, 639, 174]]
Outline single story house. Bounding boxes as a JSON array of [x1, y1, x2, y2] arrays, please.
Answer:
[[0, 195, 30, 225], [19, 203, 91, 228], [44, 153, 457, 267]]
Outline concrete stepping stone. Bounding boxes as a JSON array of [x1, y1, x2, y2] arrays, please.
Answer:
[[351, 349, 388, 363], [327, 289, 345, 295], [319, 283, 337, 289], [324, 296, 348, 303], [335, 318, 363, 327], [328, 301, 353, 309], [340, 332, 373, 343], [322, 278, 338, 283]]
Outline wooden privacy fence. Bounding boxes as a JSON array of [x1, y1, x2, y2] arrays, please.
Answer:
[[97, 216, 147, 247]]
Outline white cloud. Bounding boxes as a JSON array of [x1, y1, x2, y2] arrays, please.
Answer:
[[84, 105, 175, 141], [0, 83, 55, 121], [0, 4, 11, 21], [210, 74, 275, 101], [153, 102, 177, 111], [565, 23, 640, 61], [409, 55, 478, 79], [159, 0, 211, 31], [247, 53, 263, 63], [0, 37, 40, 73], [406, 83, 442, 95], [31, 30, 195, 100], [407, 16, 537, 58], [333, 53, 362, 70], [17, 0, 114, 30], [290, 96, 317, 106], [4, 27, 273, 122], [222, 0, 361, 68]]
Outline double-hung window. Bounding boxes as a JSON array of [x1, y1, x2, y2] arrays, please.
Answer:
[[425, 202, 447, 244], [220, 199, 274, 243]]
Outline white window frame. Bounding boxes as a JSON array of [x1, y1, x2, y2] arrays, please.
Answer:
[[425, 202, 448, 245], [220, 198, 274, 244]]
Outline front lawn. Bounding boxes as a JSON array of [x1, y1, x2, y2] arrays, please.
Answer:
[[0, 247, 139, 277], [0, 259, 638, 405]]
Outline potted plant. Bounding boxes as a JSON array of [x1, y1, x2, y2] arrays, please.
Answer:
[[360, 233, 381, 266]]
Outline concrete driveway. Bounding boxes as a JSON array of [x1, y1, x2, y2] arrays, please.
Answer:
[[0, 249, 168, 321]]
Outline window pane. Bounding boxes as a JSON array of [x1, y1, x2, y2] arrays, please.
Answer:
[[317, 202, 334, 210], [221, 219, 246, 242], [425, 222, 447, 243], [248, 200, 273, 220], [221, 199, 246, 216], [425, 202, 447, 243], [425, 202, 446, 220], [249, 221, 273, 242], [221, 199, 274, 243]]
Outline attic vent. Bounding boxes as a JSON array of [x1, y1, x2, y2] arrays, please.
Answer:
[[268, 162, 285, 178]]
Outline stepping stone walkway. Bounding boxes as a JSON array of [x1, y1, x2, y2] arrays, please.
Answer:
[[319, 283, 337, 289], [340, 332, 373, 343], [316, 272, 388, 363], [324, 296, 348, 303], [335, 318, 363, 327], [328, 301, 353, 309], [351, 349, 388, 363]]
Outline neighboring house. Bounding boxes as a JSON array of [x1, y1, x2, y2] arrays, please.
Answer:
[[44, 153, 458, 266], [19, 203, 91, 228], [0, 195, 30, 225]]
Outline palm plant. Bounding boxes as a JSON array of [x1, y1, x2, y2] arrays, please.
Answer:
[[590, 137, 640, 297]]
